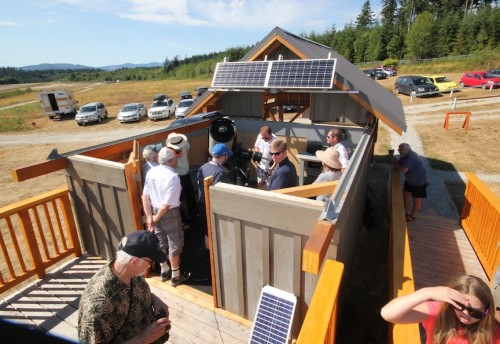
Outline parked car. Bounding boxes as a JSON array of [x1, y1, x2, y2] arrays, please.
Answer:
[[168, 111, 224, 129], [375, 66, 397, 77], [363, 68, 387, 80], [117, 103, 147, 123], [75, 102, 108, 125], [394, 75, 440, 97], [148, 97, 175, 120], [488, 69, 500, 76], [175, 98, 195, 119], [179, 91, 193, 99], [423, 75, 458, 92], [195, 86, 209, 98], [458, 71, 500, 89]]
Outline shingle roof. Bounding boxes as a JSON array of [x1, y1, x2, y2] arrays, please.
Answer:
[[242, 27, 406, 134]]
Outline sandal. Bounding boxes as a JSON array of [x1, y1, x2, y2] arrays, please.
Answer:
[[406, 214, 416, 222]]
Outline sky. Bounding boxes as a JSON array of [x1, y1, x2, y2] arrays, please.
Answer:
[[0, 0, 379, 68]]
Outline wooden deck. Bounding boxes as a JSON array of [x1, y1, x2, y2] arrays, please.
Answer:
[[0, 255, 251, 343], [0, 214, 488, 343], [407, 214, 488, 290]]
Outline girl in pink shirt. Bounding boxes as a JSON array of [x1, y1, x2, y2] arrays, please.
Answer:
[[381, 275, 500, 343]]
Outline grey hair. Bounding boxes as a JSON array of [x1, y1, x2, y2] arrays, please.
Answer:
[[116, 249, 135, 264], [143, 147, 156, 161], [398, 143, 412, 156], [158, 155, 175, 166]]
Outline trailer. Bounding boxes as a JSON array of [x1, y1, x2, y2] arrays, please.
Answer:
[[38, 90, 78, 119]]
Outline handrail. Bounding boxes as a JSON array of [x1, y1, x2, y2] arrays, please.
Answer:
[[387, 165, 421, 344], [461, 172, 500, 279], [0, 187, 81, 295], [296, 260, 344, 344]]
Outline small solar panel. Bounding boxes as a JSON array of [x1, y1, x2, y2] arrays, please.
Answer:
[[212, 61, 270, 88], [268, 59, 335, 88], [249, 285, 297, 344], [211, 59, 336, 89]]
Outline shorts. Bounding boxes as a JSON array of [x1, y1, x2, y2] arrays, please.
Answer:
[[404, 182, 428, 198], [154, 207, 183, 257]]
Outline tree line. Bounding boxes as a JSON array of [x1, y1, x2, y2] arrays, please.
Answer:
[[304, 0, 499, 64], [1, 0, 498, 85]]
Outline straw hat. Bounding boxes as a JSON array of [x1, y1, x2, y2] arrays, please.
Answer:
[[315, 147, 342, 170], [166, 132, 188, 150]]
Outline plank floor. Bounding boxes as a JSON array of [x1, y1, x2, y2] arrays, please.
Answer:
[[407, 214, 488, 290], [0, 255, 251, 343], [0, 215, 487, 343]]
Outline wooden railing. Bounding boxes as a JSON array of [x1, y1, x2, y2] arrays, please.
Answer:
[[461, 172, 500, 279], [387, 166, 421, 344], [0, 187, 82, 294], [296, 260, 344, 344]]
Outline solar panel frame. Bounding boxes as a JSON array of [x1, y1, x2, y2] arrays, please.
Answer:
[[211, 59, 336, 89], [249, 285, 297, 344]]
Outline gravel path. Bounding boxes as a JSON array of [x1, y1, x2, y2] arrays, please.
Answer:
[[390, 96, 500, 220]]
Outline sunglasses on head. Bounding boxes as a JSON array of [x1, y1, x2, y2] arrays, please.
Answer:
[[453, 300, 489, 319]]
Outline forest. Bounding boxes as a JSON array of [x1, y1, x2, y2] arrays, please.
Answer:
[[0, 0, 498, 85]]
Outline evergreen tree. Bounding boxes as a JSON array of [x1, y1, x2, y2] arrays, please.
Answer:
[[356, 1, 375, 29], [405, 11, 436, 59]]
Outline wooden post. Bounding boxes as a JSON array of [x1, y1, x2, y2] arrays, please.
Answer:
[[203, 176, 218, 307]]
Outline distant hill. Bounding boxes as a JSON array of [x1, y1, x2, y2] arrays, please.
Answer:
[[19, 62, 163, 71]]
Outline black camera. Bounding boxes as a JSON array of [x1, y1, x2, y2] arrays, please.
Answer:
[[154, 311, 170, 342], [155, 310, 167, 320], [233, 143, 264, 163]]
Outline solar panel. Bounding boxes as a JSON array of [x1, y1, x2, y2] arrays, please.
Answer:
[[249, 285, 297, 344], [268, 59, 335, 88], [211, 59, 336, 89], [212, 61, 269, 88]]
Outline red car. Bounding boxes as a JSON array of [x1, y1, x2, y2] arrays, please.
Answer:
[[458, 71, 500, 89]]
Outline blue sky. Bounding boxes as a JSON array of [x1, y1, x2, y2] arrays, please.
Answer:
[[0, 0, 379, 68]]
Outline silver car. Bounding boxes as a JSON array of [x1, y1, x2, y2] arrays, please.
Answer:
[[75, 102, 108, 125], [117, 103, 147, 123]]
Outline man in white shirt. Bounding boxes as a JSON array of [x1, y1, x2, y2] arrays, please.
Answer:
[[142, 147, 190, 287], [326, 128, 349, 173], [254, 125, 277, 189]]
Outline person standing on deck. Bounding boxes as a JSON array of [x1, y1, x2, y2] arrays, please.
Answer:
[[267, 139, 297, 191], [326, 128, 349, 173]]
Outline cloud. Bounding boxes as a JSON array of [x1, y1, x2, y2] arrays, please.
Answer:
[[118, 0, 331, 31], [0, 20, 20, 26]]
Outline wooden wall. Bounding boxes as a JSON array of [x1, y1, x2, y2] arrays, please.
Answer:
[[208, 183, 327, 337], [65, 155, 134, 260]]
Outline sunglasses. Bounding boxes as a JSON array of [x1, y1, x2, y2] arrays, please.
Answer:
[[139, 257, 154, 266], [453, 300, 489, 319], [270, 151, 283, 156]]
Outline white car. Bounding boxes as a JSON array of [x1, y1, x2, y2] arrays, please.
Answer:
[[117, 103, 147, 123], [148, 98, 175, 120], [75, 102, 108, 125], [175, 98, 195, 119]]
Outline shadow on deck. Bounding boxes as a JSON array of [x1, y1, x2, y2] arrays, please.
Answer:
[[0, 255, 251, 344], [408, 214, 488, 290]]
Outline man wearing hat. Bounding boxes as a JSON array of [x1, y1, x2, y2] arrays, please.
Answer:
[[196, 143, 233, 248], [166, 132, 197, 229], [142, 143, 162, 182], [314, 147, 343, 202], [142, 147, 191, 286], [78, 230, 171, 344]]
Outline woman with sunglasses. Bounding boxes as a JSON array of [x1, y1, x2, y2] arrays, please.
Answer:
[[381, 275, 500, 343]]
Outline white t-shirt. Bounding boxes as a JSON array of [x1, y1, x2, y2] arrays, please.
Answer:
[[254, 133, 277, 170], [143, 165, 181, 209], [333, 143, 349, 169]]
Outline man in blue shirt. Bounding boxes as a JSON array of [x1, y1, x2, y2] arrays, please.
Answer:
[[394, 143, 429, 222], [267, 139, 297, 191]]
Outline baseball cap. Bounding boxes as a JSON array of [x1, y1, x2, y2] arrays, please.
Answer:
[[118, 230, 167, 263], [211, 143, 233, 157]]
